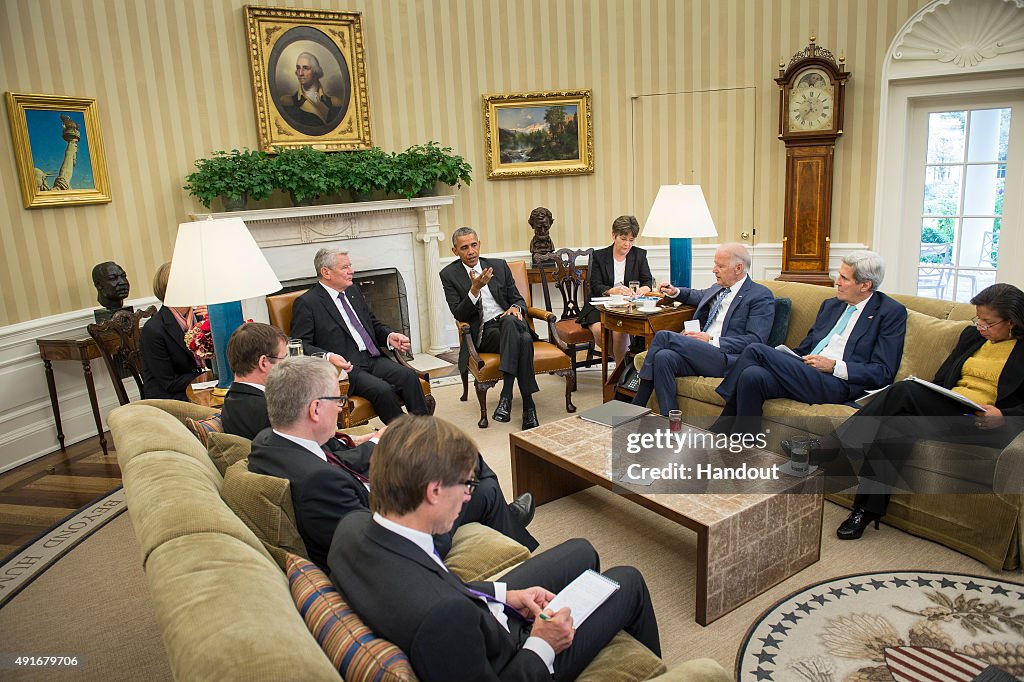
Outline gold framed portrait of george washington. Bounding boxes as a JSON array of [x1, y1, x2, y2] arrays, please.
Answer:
[[244, 6, 372, 152]]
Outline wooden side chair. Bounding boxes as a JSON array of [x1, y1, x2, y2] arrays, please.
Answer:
[[265, 289, 434, 428], [537, 247, 601, 372], [87, 306, 158, 405], [457, 260, 577, 428]]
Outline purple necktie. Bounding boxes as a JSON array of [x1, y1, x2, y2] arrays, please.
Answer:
[[432, 547, 531, 622], [322, 446, 370, 484], [338, 292, 380, 357]]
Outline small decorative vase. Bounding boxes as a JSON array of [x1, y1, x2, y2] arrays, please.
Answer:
[[221, 193, 248, 211]]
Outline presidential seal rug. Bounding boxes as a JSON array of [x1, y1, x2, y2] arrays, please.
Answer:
[[0, 486, 126, 608], [736, 571, 1024, 681]]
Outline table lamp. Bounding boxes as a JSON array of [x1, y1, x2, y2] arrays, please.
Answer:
[[641, 184, 719, 289], [163, 216, 282, 389]]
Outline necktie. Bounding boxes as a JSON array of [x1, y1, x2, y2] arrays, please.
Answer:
[[811, 305, 856, 355], [338, 292, 380, 357], [322, 446, 369, 484], [702, 288, 731, 332]]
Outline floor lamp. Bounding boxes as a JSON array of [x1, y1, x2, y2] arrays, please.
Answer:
[[641, 185, 718, 289], [163, 217, 282, 389]]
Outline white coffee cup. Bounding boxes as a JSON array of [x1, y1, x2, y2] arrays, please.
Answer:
[[609, 294, 625, 304], [639, 300, 658, 312]]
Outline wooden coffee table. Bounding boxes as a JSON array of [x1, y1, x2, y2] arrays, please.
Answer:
[[510, 414, 823, 625]]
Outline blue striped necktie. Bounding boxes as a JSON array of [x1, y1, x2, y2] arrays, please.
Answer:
[[702, 288, 731, 332], [811, 305, 856, 355]]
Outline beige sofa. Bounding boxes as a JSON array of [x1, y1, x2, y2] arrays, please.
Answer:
[[637, 280, 1024, 570], [109, 399, 730, 681]]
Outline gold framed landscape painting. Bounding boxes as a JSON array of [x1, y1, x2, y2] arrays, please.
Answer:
[[244, 5, 372, 152], [5, 93, 112, 209], [482, 89, 593, 179]]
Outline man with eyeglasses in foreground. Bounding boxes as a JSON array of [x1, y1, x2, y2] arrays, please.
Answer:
[[249, 357, 538, 569], [329, 414, 661, 682]]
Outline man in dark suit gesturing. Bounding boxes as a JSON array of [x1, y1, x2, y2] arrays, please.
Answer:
[[441, 227, 540, 429], [329, 414, 661, 682], [291, 248, 427, 424], [249, 357, 537, 568], [633, 243, 775, 415], [715, 250, 907, 425]]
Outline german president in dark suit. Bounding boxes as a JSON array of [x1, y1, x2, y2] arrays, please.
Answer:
[[440, 227, 541, 429], [290, 248, 427, 424], [633, 243, 775, 415], [716, 250, 907, 423], [329, 414, 661, 682]]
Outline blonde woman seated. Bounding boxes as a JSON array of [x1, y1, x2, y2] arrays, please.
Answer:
[[140, 262, 207, 400], [575, 215, 653, 364]]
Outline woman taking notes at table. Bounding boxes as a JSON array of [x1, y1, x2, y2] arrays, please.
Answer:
[[576, 215, 654, 364]]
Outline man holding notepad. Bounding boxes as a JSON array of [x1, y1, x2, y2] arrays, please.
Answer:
[[328, 414, 661, 681]]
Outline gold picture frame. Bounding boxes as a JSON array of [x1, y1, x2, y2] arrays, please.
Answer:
[[482, 89, 593, 179], [244, 5, 372, 152], [5, 92, 112, 209]]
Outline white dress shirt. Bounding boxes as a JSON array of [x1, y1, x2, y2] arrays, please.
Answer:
[[816, 294, 873, 381], [612, 258, 626, 289], [703, 275, 747, 348], [370, 512, 556, 672], [273, 430, 328, 463], [320, 282, 369, 352], [465, 263, 506, 322]]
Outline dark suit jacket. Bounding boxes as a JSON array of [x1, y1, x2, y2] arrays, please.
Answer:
[[248, 429, 375, 569], [676, 278, 776, 363], [588, 245, 654, 296], [934, 326, 1024, 416], [794, 292, 907, 397], [221, 382, 270, 440], [290, 283, 393, 370], [440, 257, 529, 368], [329, 511, 549, 682], [140, 306, 202, 401]]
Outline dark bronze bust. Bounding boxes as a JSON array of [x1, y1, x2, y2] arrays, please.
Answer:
[[529, 207, 555, 264], [92, 261, 131, 322]]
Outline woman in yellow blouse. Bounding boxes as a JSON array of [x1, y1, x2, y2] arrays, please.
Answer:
[[829, 283, 1024, 539]]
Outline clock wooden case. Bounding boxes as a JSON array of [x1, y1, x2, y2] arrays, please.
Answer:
[[775, 38, 850, 286]]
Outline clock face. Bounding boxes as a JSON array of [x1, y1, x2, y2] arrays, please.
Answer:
[[788, 68, 835, 132]]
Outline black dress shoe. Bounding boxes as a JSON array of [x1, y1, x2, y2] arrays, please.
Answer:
[[508, 492, 536, 527], [836, 508, 881, 540], [522, 407, 539, 430], [493, 396, 512, 422]]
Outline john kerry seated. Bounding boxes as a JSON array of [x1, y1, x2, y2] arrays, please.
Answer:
[[291, 247, 428, 424]]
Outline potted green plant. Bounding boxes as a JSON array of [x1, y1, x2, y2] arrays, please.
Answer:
[[270, 146, 335, 205], [184, 149, 274, 210], [397, 141, 473, 197], [343, 147, 396, 200]]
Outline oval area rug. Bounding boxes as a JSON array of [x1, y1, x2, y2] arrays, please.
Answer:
[[736, 571, 1024, 681]]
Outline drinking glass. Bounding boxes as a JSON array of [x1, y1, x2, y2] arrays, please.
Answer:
[[789, 436, 811, 474], [287, 339, 304, 357], [628, 281, 640, 297], [668, 410, 683, 433]]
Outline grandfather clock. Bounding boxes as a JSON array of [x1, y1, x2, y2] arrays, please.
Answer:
[[775, 37, 850, 286]]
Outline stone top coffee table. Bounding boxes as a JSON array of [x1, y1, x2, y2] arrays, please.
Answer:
[[510, 414, 824, 625]]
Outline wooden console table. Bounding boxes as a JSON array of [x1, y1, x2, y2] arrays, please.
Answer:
[[37, 335, 108, 455], [600, 304, 695, 402]]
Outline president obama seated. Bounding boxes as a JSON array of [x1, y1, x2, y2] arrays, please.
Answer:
[[290, 247, 427, 423], [247, 356, 537, 568]]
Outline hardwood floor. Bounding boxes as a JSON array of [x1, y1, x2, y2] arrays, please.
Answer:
[[0, 432, 120, 559]]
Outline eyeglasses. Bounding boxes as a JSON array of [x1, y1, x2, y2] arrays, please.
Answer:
[[316, 395, 348, 407], [266, 354, 287, 364], [460, 478, 479, 494], [972, 317, 1007, 331]]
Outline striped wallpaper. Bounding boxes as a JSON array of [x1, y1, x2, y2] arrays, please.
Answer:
[[0, 0, 929, 326]]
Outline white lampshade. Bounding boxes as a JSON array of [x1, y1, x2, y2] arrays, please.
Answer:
[[163, 217, 281, 306], [641, 185, 719, 239]]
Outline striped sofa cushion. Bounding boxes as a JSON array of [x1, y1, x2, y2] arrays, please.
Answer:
[[184, 412, 223, 448], [285, 553, 417, 681]]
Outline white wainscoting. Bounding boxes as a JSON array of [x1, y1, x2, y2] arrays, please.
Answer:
[[0, 242, 867, 472]]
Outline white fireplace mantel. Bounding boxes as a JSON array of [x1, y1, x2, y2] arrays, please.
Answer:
[[191, 196, 454, 355]]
